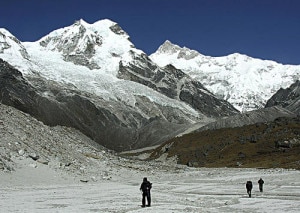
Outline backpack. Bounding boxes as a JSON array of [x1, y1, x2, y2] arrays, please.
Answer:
[[246, 181, 253, 189]]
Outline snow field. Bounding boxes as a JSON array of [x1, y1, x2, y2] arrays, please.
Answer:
[[1, 166, 299, 213]]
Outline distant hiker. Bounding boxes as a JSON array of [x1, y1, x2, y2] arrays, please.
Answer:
[[140, 177, 152, 207], [258, 178, 264, 192], [246, 181, 253, 197]]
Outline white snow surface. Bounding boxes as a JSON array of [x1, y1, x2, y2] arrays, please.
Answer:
[[0, 28, 33, 74], [150, 40, 300, 112], [1, 161, 300, 213]]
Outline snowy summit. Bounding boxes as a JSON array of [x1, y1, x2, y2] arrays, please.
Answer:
[[150, 40, 300, 111]]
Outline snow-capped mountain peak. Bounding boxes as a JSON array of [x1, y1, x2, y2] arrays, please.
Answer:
[[156, 40, 200, 60], [29, 19, 139, 71], [155, 40, 181, 55], [38, 18, 130, 50], [150, 41, 300, 112]]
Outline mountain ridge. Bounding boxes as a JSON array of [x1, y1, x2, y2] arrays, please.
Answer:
[[150, 40, 300, 112]]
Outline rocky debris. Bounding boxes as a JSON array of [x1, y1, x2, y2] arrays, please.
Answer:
[[0, 103, 185, 181], [275, 138, 300, 149], [37, 159, 49, 165], [0, 102, 107, 175], [28, 153, 39, 161]]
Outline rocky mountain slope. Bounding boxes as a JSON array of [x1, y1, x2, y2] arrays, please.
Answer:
[[0, 59, 201, 151], [148, 115, 300, 169], [0, 102, 183, 183], [150, 40, 300, 112], [266, 80, 300, 115], [195, 106, 296, 132], [143, 80, 300, 168], [0, 102, 110, 176], [118, 54, 238, 117], [136, 80, 300, 169]]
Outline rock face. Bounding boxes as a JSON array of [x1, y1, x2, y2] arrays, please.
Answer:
[[39, 19, 106, 70], [118, 52, 239, 117], [265, 80, 300, 115]]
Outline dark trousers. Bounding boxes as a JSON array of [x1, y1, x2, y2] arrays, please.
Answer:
[[259, 185, 263, 192], [142, 191, 151, 206], [247, 189, 252, 197]]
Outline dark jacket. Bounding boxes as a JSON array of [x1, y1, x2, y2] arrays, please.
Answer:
[[258, 178, 264, 185], [246, 181, 253, 190], [140, 179, 152, 192]]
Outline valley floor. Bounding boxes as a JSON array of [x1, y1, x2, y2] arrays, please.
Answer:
[[1, 160, 299, 213]]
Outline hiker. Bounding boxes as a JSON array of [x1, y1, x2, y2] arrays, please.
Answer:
[[246, 181, 253, 197], [258, 178, 264, 192], [140, 177, 152, 207]]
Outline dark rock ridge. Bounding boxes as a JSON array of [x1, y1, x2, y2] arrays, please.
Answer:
[[118, 52, 239, 117], [265, 80, 300, 115], [0, 59, 194, 151], [195, 106, 296, 132]]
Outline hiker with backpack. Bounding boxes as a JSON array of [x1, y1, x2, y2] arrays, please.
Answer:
[[140, 177, 152, 207]]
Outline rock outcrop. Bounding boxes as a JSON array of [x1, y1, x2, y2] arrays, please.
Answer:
[[265, 80, 300, 115]]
